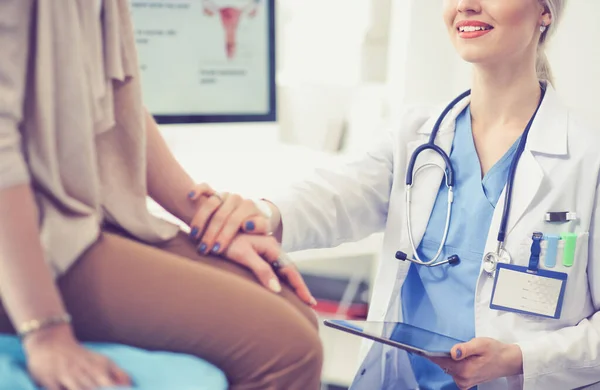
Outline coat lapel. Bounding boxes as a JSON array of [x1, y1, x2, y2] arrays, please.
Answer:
[[475, 155, 546, 277], [481, 83, 568, 259], [502, 83, 568, 237], [503, 150, 545, 236]]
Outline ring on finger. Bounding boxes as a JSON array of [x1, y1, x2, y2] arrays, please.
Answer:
[[212, 191, 223, 201], [271, 252, 294, 271]]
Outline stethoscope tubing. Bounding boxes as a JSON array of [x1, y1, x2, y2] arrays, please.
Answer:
[[402, 86, 546, 269]]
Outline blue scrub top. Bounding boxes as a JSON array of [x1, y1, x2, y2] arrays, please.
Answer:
[[398, 106, 519, 390]]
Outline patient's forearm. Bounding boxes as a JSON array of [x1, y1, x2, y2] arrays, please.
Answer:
[[145, 110, 196, 225], [0, 184, 68, 331]]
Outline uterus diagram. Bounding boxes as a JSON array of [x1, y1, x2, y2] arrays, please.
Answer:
[[202, 0, 261, 60]]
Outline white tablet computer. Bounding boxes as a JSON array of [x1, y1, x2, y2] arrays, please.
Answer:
[[324, 319, 464, 357]]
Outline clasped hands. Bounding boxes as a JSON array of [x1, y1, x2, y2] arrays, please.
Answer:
[[185, 183, 316, 307]]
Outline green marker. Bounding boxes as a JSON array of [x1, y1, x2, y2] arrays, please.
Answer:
[[560, 232, 577, 267]]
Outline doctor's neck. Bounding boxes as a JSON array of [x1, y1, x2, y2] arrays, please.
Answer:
[[469, 60, 542, 130]]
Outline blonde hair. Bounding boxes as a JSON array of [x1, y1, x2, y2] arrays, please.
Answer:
[[536, 0, 566, 84]]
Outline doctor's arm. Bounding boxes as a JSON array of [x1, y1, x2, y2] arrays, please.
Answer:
[[263, 128, 396, 253]]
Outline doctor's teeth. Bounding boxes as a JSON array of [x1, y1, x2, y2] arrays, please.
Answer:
[[459, 26, 490, 32]]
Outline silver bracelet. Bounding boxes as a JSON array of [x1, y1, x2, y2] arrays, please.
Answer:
[[17, 313, 72, 339], [253, 199, 273, 219], [253, 199, 275, 234]]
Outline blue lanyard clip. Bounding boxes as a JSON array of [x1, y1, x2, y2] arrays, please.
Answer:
[[528, 232, 544, 272]]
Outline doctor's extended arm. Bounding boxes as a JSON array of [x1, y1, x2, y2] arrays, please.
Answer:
[[264, 129, 396, 253], [514, 179, 600, 389]]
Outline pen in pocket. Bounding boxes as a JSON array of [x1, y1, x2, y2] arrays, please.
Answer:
[[543, 234, 560, 268], [560, 232, 577, 267]]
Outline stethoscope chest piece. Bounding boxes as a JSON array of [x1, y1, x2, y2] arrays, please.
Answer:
[[482, 249, 511, 276]]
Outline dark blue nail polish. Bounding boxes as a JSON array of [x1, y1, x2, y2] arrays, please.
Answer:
[[456, 349, 462, 359], [188, 191, 196, 199], [211, 243, 221, 253], [245, 221, 255, 231], [199, 243, 207, 253], [190, 227, 199, 237]]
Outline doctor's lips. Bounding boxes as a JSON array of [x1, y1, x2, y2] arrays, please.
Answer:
[[455, 20, 494, 39]]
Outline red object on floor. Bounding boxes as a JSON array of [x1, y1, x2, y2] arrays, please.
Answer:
[[313, 299, 369, 320]]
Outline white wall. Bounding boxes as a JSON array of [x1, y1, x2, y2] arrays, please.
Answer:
[[276, 0, 370, 86], [547, 1, 600, 122], [386, 0, 469, 109], [275, 0, 377, 150]]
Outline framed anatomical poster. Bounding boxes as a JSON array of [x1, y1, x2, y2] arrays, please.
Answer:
[[130, 0, 276, 123]]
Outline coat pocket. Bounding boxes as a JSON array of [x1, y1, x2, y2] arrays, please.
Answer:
[[515, 232, 589, 323]]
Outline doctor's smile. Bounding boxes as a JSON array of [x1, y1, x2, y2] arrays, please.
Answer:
[[456, 20, 494, 39]]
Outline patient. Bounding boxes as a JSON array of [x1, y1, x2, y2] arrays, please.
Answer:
[[0, 1, 321, 389]]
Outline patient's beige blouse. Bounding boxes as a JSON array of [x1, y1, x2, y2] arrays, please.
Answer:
[[0, 0, 178, 276]]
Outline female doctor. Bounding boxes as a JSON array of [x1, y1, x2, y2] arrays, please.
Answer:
[[258, 0, 600, 389]]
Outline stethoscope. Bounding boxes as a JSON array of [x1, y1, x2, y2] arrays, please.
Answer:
[[395, 86, 546, 275]]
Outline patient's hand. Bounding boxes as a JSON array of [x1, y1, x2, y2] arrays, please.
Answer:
[[25, 325, 131, 390], [187, 185, 271, 256], [224, 234, 317, 306]]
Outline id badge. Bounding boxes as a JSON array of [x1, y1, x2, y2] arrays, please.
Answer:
[[489, 263, 568, 319]]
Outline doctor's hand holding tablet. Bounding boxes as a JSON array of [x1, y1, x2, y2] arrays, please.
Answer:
[[324, 319, 524, 389], [257, 0, 600, 389]]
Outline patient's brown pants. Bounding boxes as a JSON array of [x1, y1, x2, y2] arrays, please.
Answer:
[[0, 229, 323, 390]]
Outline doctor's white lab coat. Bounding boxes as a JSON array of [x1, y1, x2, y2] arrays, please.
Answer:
[[272, 85, 600, 390]]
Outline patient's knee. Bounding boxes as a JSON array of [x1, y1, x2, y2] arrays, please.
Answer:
[[248, 317, 323, 389], [275, 319, 323, 381]]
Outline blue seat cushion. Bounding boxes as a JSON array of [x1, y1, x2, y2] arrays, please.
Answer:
[[0, 334, 227, 390]]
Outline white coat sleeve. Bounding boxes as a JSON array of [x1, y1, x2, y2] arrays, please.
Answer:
[[516, 179, 600, 389], [269, 129, 396, 253], [0, 0, 33, 189]]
